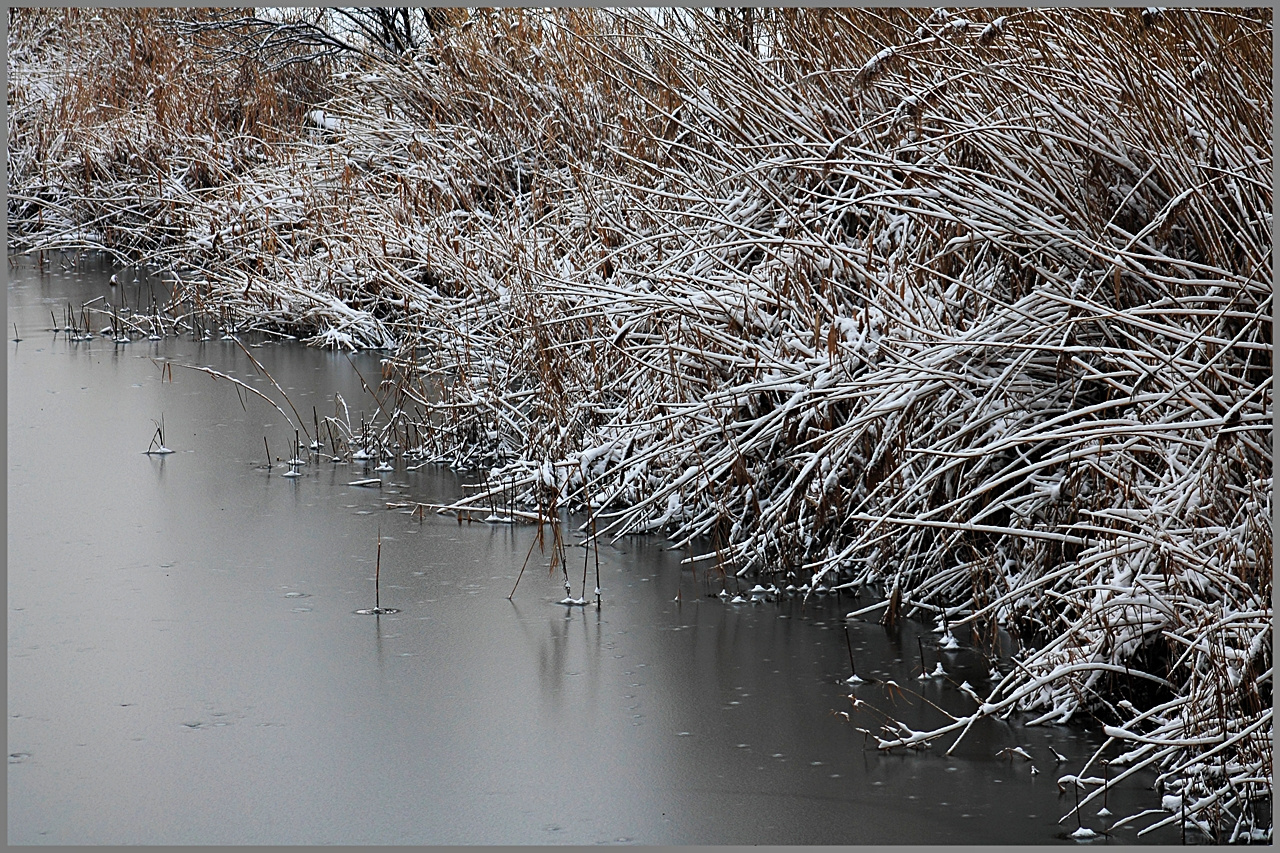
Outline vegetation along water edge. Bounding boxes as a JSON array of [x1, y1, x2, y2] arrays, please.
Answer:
[[7, 8, 1271, 841]]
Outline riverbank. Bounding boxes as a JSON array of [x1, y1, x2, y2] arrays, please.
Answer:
[[8, 8, 1272, 840]]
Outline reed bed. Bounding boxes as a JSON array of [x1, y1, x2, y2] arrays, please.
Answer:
[[9, 7, 1271, 840]]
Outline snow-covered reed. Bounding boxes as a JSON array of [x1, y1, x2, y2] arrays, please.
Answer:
[[9, 8, 1270, 839]]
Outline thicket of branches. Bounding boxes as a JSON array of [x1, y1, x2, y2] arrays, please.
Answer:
[[8, 8, 1271, 841]]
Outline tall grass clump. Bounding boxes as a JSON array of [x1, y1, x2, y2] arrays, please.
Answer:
[[7, 8, 333, 263], [8, 8, 1270, 839]]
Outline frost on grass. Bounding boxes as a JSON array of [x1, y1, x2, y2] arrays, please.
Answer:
[[8, 8, 1271, 840]]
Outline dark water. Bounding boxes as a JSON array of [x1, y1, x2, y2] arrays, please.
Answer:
[[7, 255, 1181, 845]]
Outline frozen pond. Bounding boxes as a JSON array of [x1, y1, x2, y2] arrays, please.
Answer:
[[8, 256, 1181, 844]]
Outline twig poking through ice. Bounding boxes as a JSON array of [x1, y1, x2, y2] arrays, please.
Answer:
[[144, 416, 174, 455]]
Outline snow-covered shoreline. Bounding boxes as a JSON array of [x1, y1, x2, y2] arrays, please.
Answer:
[[9, 8, 1271, 840]]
